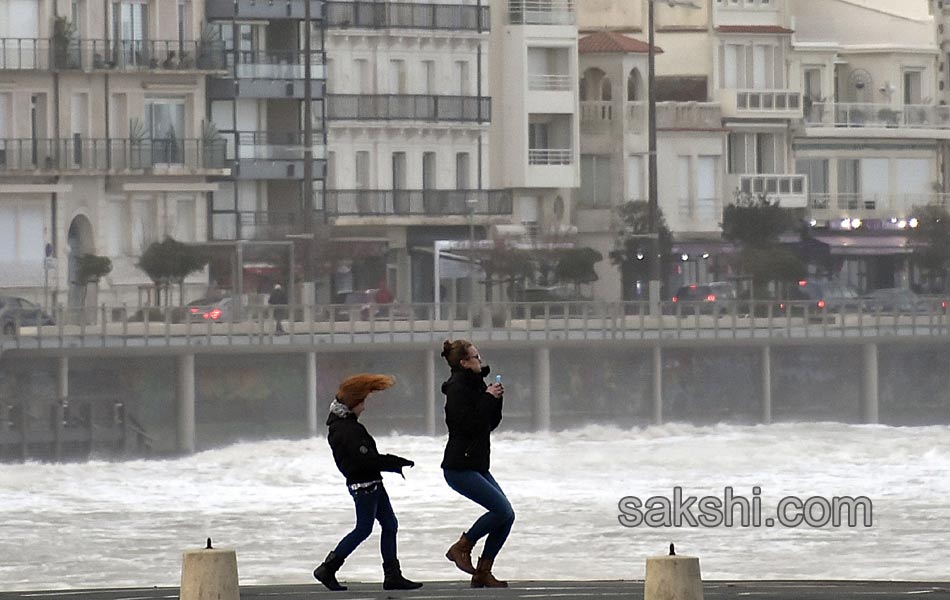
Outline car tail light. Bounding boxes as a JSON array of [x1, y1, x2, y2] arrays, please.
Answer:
[[672, 296, 678, 303], [706, 294, 716, 302], [798, 280, 808, 287], [817, 300, 826, 309], [943, 300, 948, 309], [207, 308, 223, 320], [779, 302, 786, 310], [190, 307, 199, 314], [689, 284, 698, 289]]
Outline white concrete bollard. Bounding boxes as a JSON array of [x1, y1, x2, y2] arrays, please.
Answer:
[[180, 540, 240, 600], [644, 552, 704, 600]]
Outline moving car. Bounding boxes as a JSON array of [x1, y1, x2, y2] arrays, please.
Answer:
[[0, 296, 55, 334], [186, 296, 236, 322], [862, 288, 930, 313], [670, 282, 738, 315], [782, 280, 862, 313]]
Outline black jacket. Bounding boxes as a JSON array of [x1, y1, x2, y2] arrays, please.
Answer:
[[441, 365, 503, 472], [326, 410, 411, 486]]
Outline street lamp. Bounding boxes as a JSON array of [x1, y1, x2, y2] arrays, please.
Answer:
[[647, 0, 700, 315], [466, 195, 479, 318]]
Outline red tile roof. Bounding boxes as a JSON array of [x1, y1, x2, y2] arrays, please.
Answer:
[[716, 25, 794, 34], [579, 31, 662, 54]]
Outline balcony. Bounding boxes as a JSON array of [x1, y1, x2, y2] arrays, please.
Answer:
[[733, 174, 807, 209], [226, 131, 327, 179], [719, 89, 802, 120], [528, 149, 572, 165], [318, 189, 512, 216], [807, 193, 950, 221], [508, 0, 575, 25], [77, 39, 227, 72], [0, 138, 228, 174], [326, 94, 490, 122], [678, 197, 723, 231], [326, 1, 489, 31], [580, 101, 613, 132], [206, 0, 323, 20], [0, 38, 50, 70], [209, 50, 325, 98], [528, 73, 572, 91], [581, 101, 720, 135], [804, 103, 950, 136]]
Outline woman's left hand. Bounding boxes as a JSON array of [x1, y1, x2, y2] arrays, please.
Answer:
[[487, 382, 504, 398]]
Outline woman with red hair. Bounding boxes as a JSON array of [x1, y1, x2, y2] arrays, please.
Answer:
[[312, 374, 422, 591]]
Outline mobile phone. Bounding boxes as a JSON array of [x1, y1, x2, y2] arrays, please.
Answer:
[[495, 374, 502, 384]]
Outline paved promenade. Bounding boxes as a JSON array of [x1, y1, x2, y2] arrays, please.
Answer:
[[2, 580, 950, 600]]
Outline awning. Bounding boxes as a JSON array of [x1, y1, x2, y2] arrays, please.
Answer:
[[811, 235, 913, 256], [671, 240, 738, 256]]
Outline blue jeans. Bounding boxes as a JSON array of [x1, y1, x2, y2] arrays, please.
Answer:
[[443, 469, 515, 560], [333, 482, 398, 562]]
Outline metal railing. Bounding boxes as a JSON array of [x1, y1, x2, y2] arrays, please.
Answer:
[[736, 90, 801, 112], [224, 131, 327, 160], [529, 149, 573, 165], [319, 189, 513, 216], [81, 39, 226, 71], [508, 0, 575, 24], [326, 1, 489, 30], [327, 94, 491, 121], [0, 38, 50, 70], [528, 73, 572, 91], [3, 300, 949, 351], [808, 193, 950, 212], [806, 102, 950, 129], [0, 138, 228, 172], [228, 50, 323, 79]]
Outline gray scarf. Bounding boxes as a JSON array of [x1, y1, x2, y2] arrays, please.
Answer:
[[329, 398, 353, 418]]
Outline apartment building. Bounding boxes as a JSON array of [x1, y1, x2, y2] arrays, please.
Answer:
[[204, 0, 327, 300], [577, 0, 942, 297], [0, 0, 227, 309], [321, 0, 503, 305]]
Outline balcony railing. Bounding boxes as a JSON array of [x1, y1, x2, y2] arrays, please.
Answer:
[[736, 90, 800, 112], [0, 138, 227, 172], [509, 0, 575, 25], [73, 39, 227, 71], [318, 189, 513, 216], [735, 174, 807, 208], [228, 50, 324, 79], [326, 1, 490, 30], [656, 102, 722, 130], [528, 149, 573, 165], [580, 101, 613, 130], [228, 131, 327, 160], [528, 73, 572, 91], [206, 0, 322, 19], [0, 38, 49, 70], [327, 94, 490, 122], [679, 197, 721, 223], [808, 193, 950, 212], [805, 103, 950, 130]]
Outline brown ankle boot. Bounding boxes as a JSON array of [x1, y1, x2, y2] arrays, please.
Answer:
[[445, 533, 475, 574], [471, 556, 508, 588]]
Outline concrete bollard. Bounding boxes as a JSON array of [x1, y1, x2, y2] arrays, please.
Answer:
[[644, 552, 703, 600], [180, 540, 240, 600]]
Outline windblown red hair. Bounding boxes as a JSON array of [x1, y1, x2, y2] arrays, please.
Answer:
[[336, 374, 396, 408]]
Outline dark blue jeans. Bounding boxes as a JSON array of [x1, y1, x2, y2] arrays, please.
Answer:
[[443, 469, 515, 560], [333, 482, 398, 562]]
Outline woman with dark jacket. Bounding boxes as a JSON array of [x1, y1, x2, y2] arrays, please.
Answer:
[[440, 339, 514, 588], [312, 374, 422, 592]]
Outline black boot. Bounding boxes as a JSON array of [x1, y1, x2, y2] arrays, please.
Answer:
[[383, 559, 423, 590], [313, 551, 347, 591]]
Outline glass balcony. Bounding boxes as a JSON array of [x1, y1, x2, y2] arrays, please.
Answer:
[[805, 102, 950, 130], [318, 189, 512, 216], [327, 95, 490, 122], [508, 0, 575, 25], [326, 1, 489, 30], [0, 138, 227, 173]]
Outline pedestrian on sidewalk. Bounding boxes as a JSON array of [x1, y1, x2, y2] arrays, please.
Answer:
[[268, 284, 287, 334], [312, 374, 423, 592], [439, 339, 514, 588]]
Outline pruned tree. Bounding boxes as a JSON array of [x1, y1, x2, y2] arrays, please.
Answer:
[[909, 204, 950, 293], [138, 237, 209, 305], [722, 192, 803, 294], [610, 200, 673, 299], [555, 247, 603, 295]]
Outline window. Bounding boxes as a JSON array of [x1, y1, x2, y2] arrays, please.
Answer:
[[326, 151, 336, 189], [455, 61, 470, 95], [105, 199, 126, 254], [528, 123, 549, 149], [904, 70, 923, 105], [796, 159, 828, 195], [422, 152, 436, 189], [456, 152, 470, 189], [696, 156, 718, 221], [579, 155, 612, 208], [389, 60, 407, 94], [392, 152, 406, 189], [178, 0, 192, 45], [355, 59, 372, 94], [131, 198, 155, 254], [0, 93, 8, 167], [114, 1, 149, 66], [677, 156, 691, 218], [145, 98, 186, 164], [72, 0, 84, 37], [423, 60, 435, 95], [355, 151, 370, 189], [627, 155, 643, 200], [0, 201, 44, 263], [175, 198, 195, 242]]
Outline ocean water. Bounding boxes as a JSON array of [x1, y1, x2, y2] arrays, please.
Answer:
[[1, 422, 948, 590]]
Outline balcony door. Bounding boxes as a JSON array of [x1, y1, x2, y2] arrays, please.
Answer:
[[113, 1, 149, 67], [0, 0, 39, 68], [392, 152, 407, 213], [0, 93, 8, 168], [145, 98, 185, 164]]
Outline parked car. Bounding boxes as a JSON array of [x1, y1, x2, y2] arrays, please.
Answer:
[[0, 296, 55, 334], [186, 296, 236, 322], [782, 280, 862, 313], [670, 282, 738, 315], [862, 288, 931, 313]]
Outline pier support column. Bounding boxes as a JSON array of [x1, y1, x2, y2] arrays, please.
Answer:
[[425, 349, 436, 435], [653, 346, 663, 425], [761, 346, 772, 425], [57, 356, 68, 406], [533, 347, 551, 431], [862, 343, 879, 424], [177, 354, 196, 454], [306, 352, 317, 436]]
